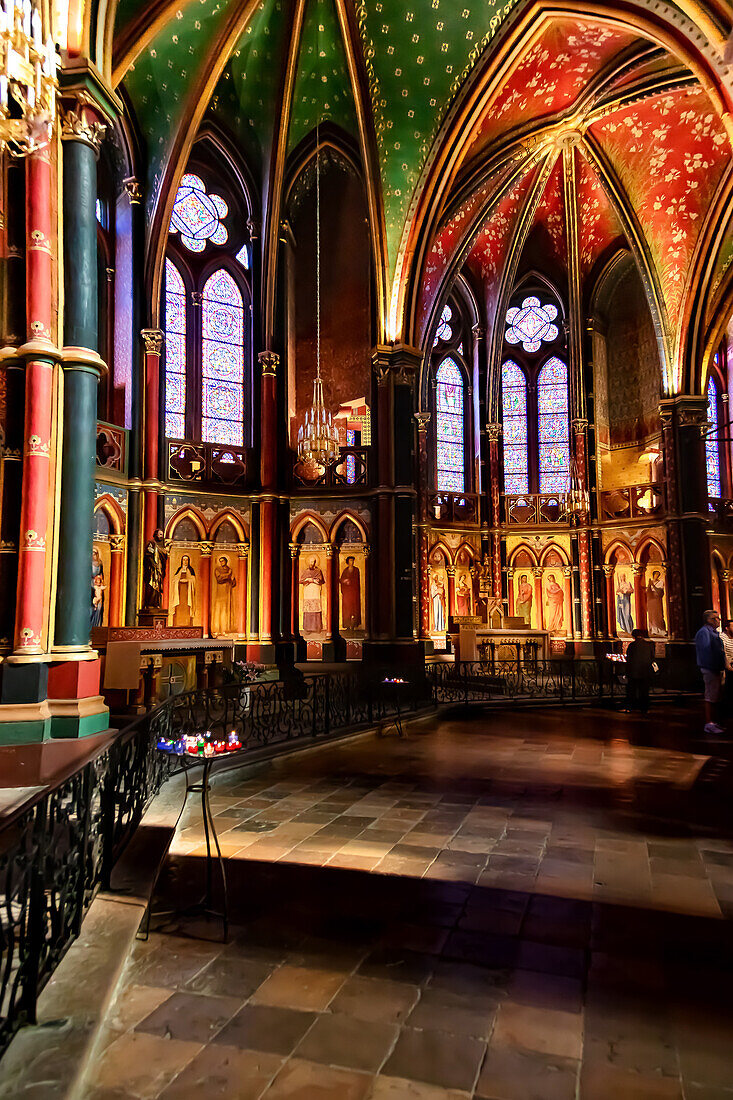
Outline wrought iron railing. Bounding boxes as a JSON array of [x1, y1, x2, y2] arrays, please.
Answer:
[[96, 421, 128, 476], [427, 657, 698, 705], [428, 491, 479, 525], [0, 669, 429, 1056], [167, 438, 249, 487], [599, 483, 664, 520], [503, 493, 569, 525]]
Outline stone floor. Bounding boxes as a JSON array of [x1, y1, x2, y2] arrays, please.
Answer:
[[83, 705, 733, 1099]]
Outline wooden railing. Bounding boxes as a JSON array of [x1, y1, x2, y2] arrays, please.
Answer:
[[167, 438, 249, 487], [428, 491, 479, 525], [503, 493, 569, 525], [599, 484, 664, 520]]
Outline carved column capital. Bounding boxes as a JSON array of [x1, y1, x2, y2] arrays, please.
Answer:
[[472, 323, 486, 339], [572, 418, 589, 434], [109, 534, 125, 552], [258, 350, 279, 376], [60, 105, 106, 153], [237, 542, 249, 559], [141, 329, 164, 355], [289, 541, 299, 559], [602, 564, 615, 577], [200, 541, 214, 557], [414, 412, 431, 431], [486, 423, 502, 442], [122, 176, 142, 205]]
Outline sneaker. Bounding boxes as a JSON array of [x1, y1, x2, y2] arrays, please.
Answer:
[[704, 722, 725, 735]]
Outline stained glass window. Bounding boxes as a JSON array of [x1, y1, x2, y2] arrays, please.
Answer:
[[236, 242, 249, 269], [164, 258, 186, 439], [501, 360, 529, 494], [346, 428, 356, 484], [436, 357, 465, 493], [707, 375, 721, 498], [506, 296, 559, 354], [202, 269, 244, 447], [434, 304, 453, 346], [538, 356, 570, 494], [169, 173, 229, 252]]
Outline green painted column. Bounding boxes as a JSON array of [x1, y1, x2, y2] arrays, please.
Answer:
[[54, 108, 106, 654]]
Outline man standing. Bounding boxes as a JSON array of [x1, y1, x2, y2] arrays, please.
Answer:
[[695, 609, 725, 735], [624, 628, 655, 715]]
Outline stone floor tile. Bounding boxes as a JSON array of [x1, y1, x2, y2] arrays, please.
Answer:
[[251, 965, 347, 1011], [262, 1057, 373, 1099], [368, 1076, 470, 1099], [407, 985, 498, 1038], [105, 983, 172, 1035], [475, 1043, 578, 1100], [295, 1012, 399, 1072], [329, 976, 420, 1024], [213, 1004, 317, 1055], [158, 1045, 283, 1099], [135, 990, 241, 1043], [492, 1001, 583, 1060], [578, 1065, 683, 1099], [382, 1026, 485, 1091], [92, 1031, 203, 1099]]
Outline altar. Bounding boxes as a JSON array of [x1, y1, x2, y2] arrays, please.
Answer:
[[449, 600, 551, 665]]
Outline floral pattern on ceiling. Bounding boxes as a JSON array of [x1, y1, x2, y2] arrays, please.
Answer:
[[354, 0, 522, 283], [590, 87, 729, 331], [208, 0, 289, 179], [576, 151, 624, 276], [531, 155, 566, 268], [465, 21, 637, 163], [124, 0, 237, 218], [287, 0, 358, 153], [417, 163, 514, 339]]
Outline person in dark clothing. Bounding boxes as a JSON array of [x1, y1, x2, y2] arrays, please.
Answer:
[[695, 609, 725, 735], [624, 628, 655, 714]]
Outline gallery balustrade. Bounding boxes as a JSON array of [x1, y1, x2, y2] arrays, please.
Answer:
[[291, 445, 369, 489], [95, 421, 128, 476], [167, 438, 249, 487], [428, 491, 479, 525], [599, 483, 664, 521], [503, 493, 569, 525]]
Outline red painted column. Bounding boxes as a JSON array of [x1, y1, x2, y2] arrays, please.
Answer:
[[604, 565, 617, 637], [199, 542, 212, 636], [721, 569, 730, 622], [534, 569, 544, 629], [258, 351, 279, 648], [487, 424, 503, 597], [563, 567, 574, 640], [414, 412, 431, 640], [289, 543, 300, 638], [14, 147, 57, 654], [109, 535, 125, 627], [573, 420, 592, 638], [324, 545, 335, 641], [141, 329, 163, 546], [507, 568, 515, 616], [237, 544, 249, 637], [446, 566, 456, 623]]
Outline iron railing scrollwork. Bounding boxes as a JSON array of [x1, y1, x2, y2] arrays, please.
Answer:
[[0, 669, 430, 1056]]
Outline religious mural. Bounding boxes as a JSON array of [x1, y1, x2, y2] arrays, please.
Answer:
[[515, 572, 534, 627], [543, 571, 566, 635], [211, 554, 237, 636], [171, 552, 199, 627]]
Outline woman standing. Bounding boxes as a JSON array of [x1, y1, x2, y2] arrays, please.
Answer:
[[172, 555, 197, 627]]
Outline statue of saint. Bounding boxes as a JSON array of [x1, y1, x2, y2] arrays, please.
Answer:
[[142, 528, 169, 610]]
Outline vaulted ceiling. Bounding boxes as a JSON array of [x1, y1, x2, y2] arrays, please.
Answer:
[[107, 0, 733, 384]]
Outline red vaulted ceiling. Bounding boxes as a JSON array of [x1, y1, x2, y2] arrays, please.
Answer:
[[589, 85, 729, 329], [465, 20, 639, 161], [575, 152, 625, 276]]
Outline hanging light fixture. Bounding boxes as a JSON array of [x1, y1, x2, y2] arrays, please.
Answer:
[[296, 64, 340, 478], [564, 457, 589, 519], [0, 0, 57, 157]]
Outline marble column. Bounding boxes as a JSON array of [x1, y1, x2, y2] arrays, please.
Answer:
[[237, 543, 249, 638], [487, 423, 503, 597], [199, 542, 213, 636], [54, 103, 107, 657], [141, 329, 164, 548], [604, 565, 617, 637], [414, 412, 431, 641], [256, 351, 279, 659], [109, 534, 125, 627]]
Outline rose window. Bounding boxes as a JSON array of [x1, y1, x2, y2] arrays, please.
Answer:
[[505, 296, 559, 353], [169, 173, 229, 252]]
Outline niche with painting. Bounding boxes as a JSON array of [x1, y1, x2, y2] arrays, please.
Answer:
[[167, 516, 203, 628]]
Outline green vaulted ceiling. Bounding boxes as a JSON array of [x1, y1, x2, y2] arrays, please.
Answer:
[[287, 0, 358, 154]]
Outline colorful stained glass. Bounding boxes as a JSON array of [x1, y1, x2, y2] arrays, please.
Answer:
[[236, 243, 250, 269], [202, 268, 244, 447], [434, 304, 453, 346], [501, 360, 529, 494], [538, 356, 570, 494], [346, 428, 356, 484], [436, 357, 465, 493], [505, 296, 559, 354], [707, 375, 721, 498], [169, 173, 229, 252], [164, 258, 186, 440]]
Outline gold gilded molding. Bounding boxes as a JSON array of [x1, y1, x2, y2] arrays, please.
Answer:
[[258, 350, 279, 376], [141, 329, 164, 355], [60, 107, 107, 152]]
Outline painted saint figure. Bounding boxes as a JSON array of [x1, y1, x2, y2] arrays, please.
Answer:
[[172, 554, 197, 627], [300, 556, 325, 633], [456, 575, 472, 616], [212, 555, 237, 635], [91, 548, 105, 627], [616, 572, 634, 634], [545, 573, 564, 633], [339, 556, 361, 630], [516, 573, 533, 626], [142, 529, 169, 609], [431, 574, 446, 632], [91, 573, 106, 628], [646, 570, 666, 636]]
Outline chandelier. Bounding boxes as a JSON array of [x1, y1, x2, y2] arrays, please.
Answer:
[[0, 0, 57, 157], [564, 457, 589, 519], [296, 115, 339, 476]]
